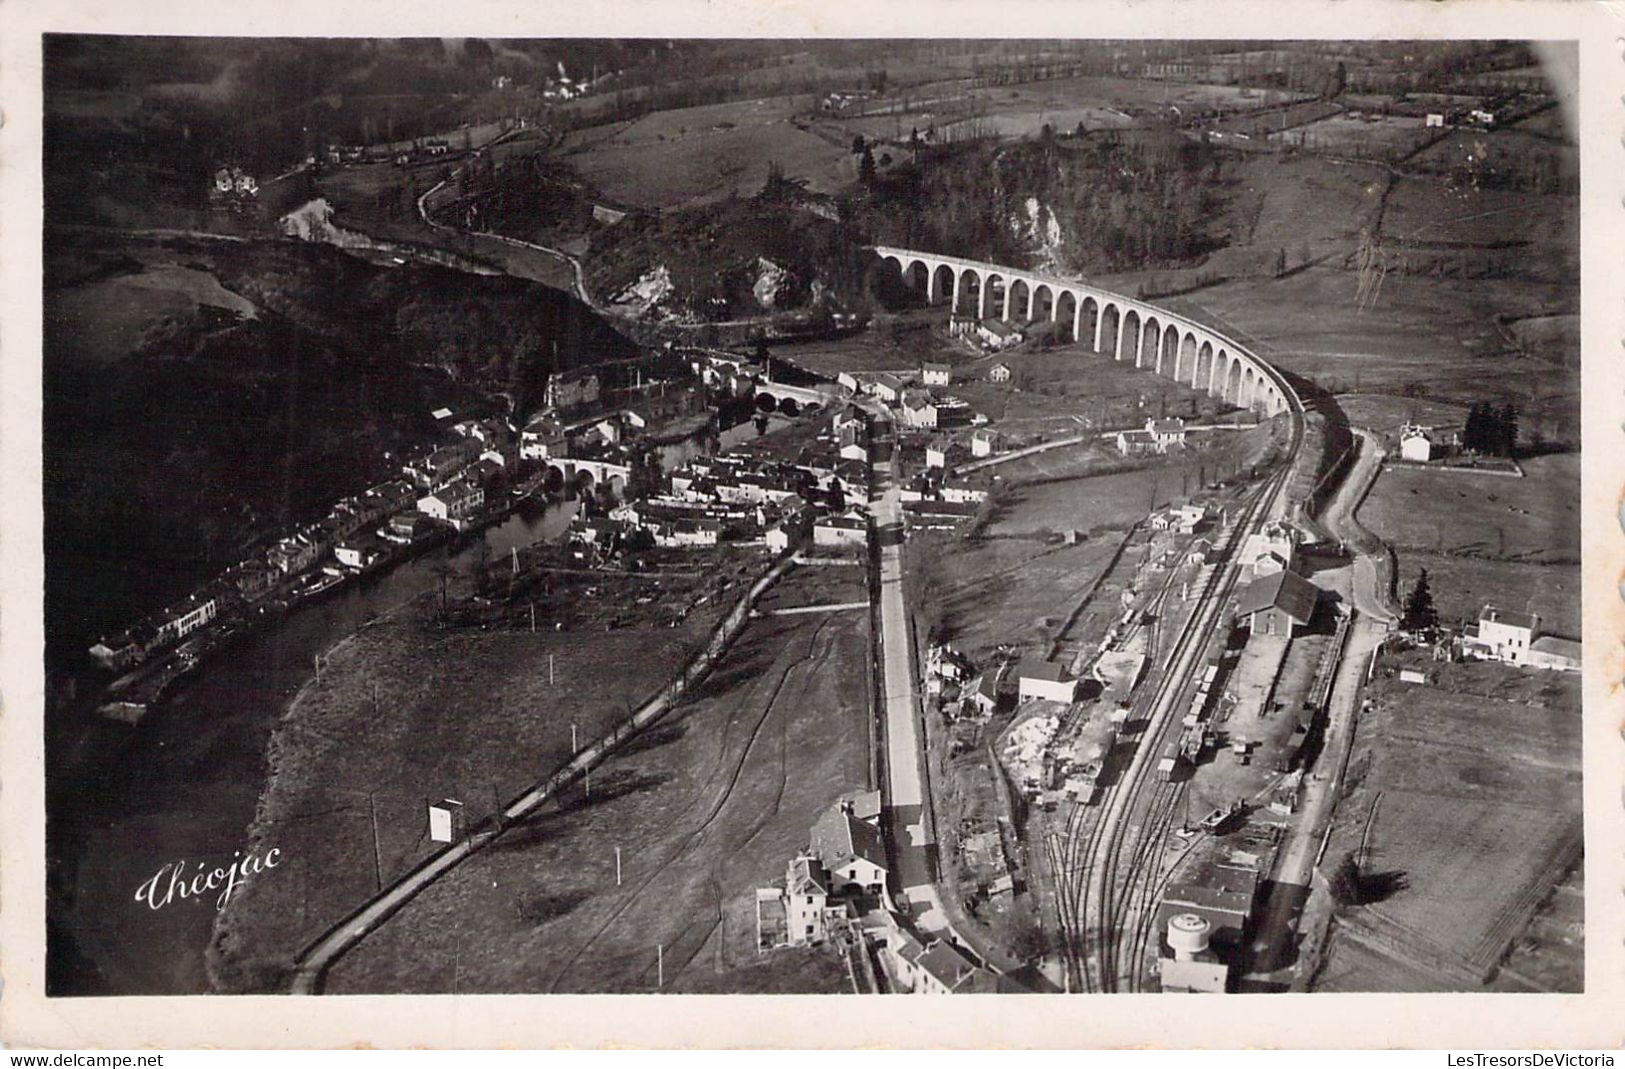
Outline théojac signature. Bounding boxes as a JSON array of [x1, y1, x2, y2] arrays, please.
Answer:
[[134, 847, 281, 912]]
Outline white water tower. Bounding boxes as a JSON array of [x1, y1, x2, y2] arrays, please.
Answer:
[[1167, 913, 1212, 961]]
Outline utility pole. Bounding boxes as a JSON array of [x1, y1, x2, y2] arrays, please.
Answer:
[[550, 654, 556, 686], [656, 944, 664, 990], [571, 722, 578, 753], [615, 846, 623, 886], [368, 791, 383, 892]]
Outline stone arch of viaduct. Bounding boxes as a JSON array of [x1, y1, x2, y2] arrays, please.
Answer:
[[873, 246, 1292, 417]]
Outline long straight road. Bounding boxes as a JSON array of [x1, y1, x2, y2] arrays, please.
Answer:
[[868, 432, 934, 897]]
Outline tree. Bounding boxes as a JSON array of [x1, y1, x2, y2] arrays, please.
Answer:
[[851, 134, 867, 156], [858, 144, 877, 184], [1498, 402, 1519, 458], [1326, 850, 1362, 906], [1402, 568, 1439, 633]]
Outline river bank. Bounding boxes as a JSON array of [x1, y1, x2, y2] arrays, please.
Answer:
[[47, 499, 577, 995], [205, 546, 762, 992]]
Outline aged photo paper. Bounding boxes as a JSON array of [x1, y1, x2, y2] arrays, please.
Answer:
[[1, 0, 1621, 1050]]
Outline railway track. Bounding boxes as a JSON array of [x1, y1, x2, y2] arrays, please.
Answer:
[[1042, 459, 1295, 993]]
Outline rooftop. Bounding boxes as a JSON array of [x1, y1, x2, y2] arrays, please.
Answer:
[[810, 806, 887, 871], [1020, 660, 1070, 683], [1481, 604, 1539, 633], [1235, 568, 1319, 625]]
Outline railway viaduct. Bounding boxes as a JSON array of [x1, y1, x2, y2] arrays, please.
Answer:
[[872, 245, 1290, 417]]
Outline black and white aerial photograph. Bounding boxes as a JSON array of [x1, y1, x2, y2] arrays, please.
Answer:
[[39, 33, 1583, 1002]]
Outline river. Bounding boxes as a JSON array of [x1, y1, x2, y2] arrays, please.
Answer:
[[49, 498, 577, 996]]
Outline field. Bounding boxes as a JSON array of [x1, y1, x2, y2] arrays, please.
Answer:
[[315, 565, 872, 993], [207, 563, 742, 992], [928, 535, 1122, 664], [1359, 452, 1579, 637], [559, 96, 852, 210], [1268, 113, 1435, 157], [1314, 652, 1582, 991], [1154, 267, 1579, 445], [1360, 454, 1579, 564], [1382, 178, 1577, 255], [1333, 393, 1467, 437]]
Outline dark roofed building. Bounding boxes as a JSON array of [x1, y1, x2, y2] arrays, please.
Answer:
[[1235, 568, 1320, 637], [810, 804, 887, 895]]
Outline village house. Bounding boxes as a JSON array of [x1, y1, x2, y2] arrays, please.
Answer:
[[962, 669, 1003, 719], [1119, 417, 1187, 456], [451, 418, 512, 446], [1018, 661, 1079, 704], [977, 319, 1023, 350], [403, 439, 481, 489], [814, 510, 869, 548], [1464, 605, 1581, 671], [925, 437, 952, 470], [1399, 423, 1433, 463], [1235, 568, 1320, 637], [267, 531, 324, 575], [334, 532, 388, 571], [382, 513, 434, 544], [543, 370, 601, 412], [810, 801, 887, 896], [920, 361, 952, 387], [970, 427, 1001, 458], [229, 561, 280, 603], [1240, 521, 1297, 578], [781, 855, 840, 945], [153, 592, 221, 646], [1117, 428, 1156, 456], [838, 424, 869, 463], [886, 924, 998, 994], [654, 518, 721, 548], [866, 373, 910, 404], [987, 362, 1014, 384], [417, 480, 484, 529], [940, 479, 989, 504]]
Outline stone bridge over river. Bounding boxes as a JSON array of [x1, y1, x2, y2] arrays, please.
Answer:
[[872, 246, 1291, 417]]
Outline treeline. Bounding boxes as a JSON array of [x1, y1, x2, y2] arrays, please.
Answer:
[[1462, 401, 1520, 457], [845, 131, 1225, 273]]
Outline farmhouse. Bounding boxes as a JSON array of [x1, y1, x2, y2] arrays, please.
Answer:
[[987, 362, 1014, 384], [1235, 568, 1319, 637], [1018, 661, 1079, 704], [1148, 418, 1187, 451], [1119, 418, 1187, 456], [1399, 423, 1433, 463], [1464, 605, 1581, 671]]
